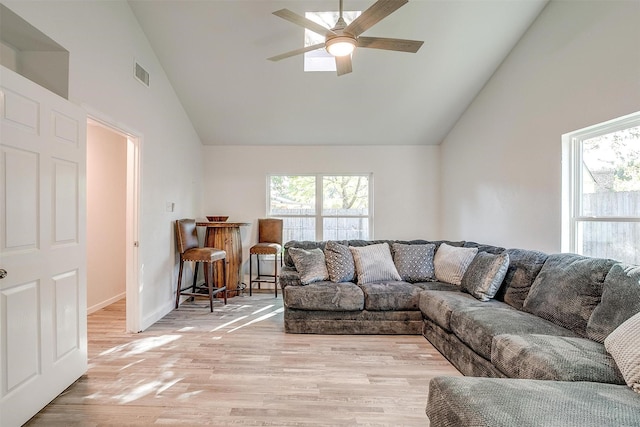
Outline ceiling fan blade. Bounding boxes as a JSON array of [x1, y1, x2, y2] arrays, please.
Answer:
[[336, 55, 353, 76], [344, 0, 408, 37], [273, 9, 336, 37], [268, 43, 325, 62], [358, 36, 423, 53]]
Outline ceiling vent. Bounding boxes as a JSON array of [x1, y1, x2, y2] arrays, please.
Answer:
[[134, 61, 149, 87]]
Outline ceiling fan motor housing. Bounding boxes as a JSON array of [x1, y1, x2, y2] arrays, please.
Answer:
[[325, 32, 357, 56]]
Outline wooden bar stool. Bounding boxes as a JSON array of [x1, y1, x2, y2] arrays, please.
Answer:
[[175, 219, 227, 312], [249, 218, 283, 297]]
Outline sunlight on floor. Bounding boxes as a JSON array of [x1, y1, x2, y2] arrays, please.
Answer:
[[227, 307, 284, 333], [99, 334, 181, 357]]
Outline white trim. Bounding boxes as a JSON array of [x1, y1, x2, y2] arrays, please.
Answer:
[[86, 111, 143, 333], [561, 111, 640, 259], [87, 292, 125, 314], [125, 135, 142, 333]]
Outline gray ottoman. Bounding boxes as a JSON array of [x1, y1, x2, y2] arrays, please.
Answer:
[[426, 376, 640, 427]]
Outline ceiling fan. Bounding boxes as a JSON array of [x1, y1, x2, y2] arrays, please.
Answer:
[[268, 0, 424, 76]]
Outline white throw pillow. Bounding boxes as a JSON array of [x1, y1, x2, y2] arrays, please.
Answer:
[[605, 311, 640, 393], [349, 243, 401, 285], [433, 243, 478, 285]]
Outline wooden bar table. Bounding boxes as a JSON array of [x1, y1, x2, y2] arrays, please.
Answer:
[[196, 221, 249, 298]]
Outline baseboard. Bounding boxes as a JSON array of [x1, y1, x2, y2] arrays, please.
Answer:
[[87, 292, 126, 314]]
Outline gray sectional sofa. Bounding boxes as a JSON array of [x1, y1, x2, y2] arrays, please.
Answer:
[[280, 239, 640, 426]]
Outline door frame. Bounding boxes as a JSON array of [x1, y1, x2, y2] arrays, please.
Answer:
[[86, 114, 142, 333]]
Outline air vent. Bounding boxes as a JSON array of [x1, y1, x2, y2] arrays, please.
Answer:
[[134, 61, 149, 87]]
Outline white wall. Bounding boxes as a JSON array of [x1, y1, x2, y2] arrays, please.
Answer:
[[203, 145, 441, 274], [86, 124, 127, 313], [440, 0, 640, 252], [3, 1, 204, 330]]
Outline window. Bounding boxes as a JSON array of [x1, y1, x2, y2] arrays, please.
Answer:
[[303, 10, 360, 72], [562, 112, 640, 264], [268, 174, 372, 242]]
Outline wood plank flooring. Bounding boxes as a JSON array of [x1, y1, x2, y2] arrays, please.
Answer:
[[26, 292, 460, 426]]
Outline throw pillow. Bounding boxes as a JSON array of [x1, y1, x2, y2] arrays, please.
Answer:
[[605, 311, 640, 393], [460, 252, 510, 301], [324, 240, 356, 283], [587, 263, 640, 343], [493, 248, 548, 310], [349, 243, 401, 285], [522, 254, 616, 337], [392, 243, 436, 282], [433, 243, 478, 285], [288, 247, 329, 285]]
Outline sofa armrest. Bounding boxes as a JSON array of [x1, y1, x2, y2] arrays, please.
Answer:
[[280, 266, 302, 289]]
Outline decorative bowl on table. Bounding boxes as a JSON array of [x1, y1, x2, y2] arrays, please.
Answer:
[[207, 216, 229, 222]]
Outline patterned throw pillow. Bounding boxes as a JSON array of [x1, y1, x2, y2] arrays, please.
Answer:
[[324, 241, 355, 283], [460, 252, 510, 301], [392, 243, 436, 282], [433, 243, 478, 285], [349, 243, 402, 285], [605, 311, 640, 393], [288, 247, 329, 285]]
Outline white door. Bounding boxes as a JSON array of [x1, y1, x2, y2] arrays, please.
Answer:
[[0, 67, 87, 427]]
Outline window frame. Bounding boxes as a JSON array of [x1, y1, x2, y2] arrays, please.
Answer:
[[267, 173, 374, 241], [561, 111, 640, 261]]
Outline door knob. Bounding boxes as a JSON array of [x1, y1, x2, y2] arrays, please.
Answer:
[[0, 269, 6, 279]]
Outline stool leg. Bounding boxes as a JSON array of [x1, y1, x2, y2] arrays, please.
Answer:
[[274, 253, 278, 298], [249, 253, 253, 296], [176, 257, 184, 309], [222, 258, 227, 305], [257, 254, 262, 289], [192, 261, 199, 299], [205, 262, 213, 312]]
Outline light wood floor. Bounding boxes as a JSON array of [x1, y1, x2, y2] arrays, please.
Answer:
[[26, 292, 460, 426]]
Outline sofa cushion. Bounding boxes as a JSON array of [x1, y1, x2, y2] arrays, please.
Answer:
[[391, 242, 436, 282], [413, 281, 460, 292], [284, 281, 364, 311], [449, 306, 578, 360], [426, 377, 640, 427], [350, 242, 401, 285], [492, 334, 624, 384], [419, 290, 501, 332], [494, 248, 548, 309], [461, 252, 510, 301], [605, 311, 640, 393], [288, 247, 329, 285], [433, 243, 478, 285], [324, 240, 356, 283], [522, 254, 616, 337], [587, 263, 640, 343], [359, 282, 422, 311]]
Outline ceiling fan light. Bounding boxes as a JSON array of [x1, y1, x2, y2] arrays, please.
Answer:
[[326, 36, 356, 57]]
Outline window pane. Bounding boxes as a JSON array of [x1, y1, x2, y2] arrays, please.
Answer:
[[282, 217, 315, 242], [268, 174, 372, 242], [322, 175, 369, 216], [269, 176, 316, 216], [581, 126, 640, 216], [576, 220, 640, 264], [323, 217, 369, 240]]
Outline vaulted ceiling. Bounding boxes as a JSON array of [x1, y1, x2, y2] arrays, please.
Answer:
[[128, 0, 548, 146]]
